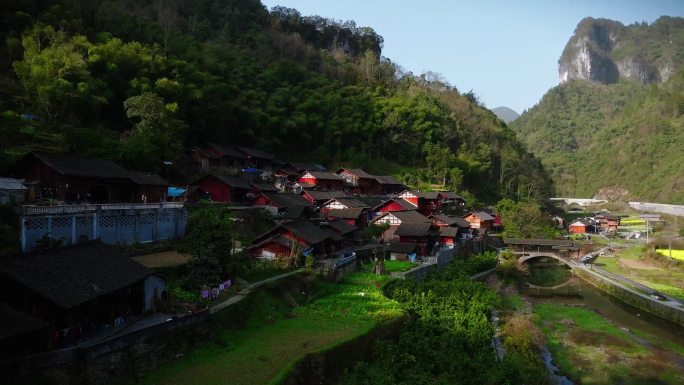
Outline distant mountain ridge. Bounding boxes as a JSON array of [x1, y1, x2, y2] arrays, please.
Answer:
[[512, 16, 684, 204], [491, 106, 519, 123], [559, 16, 684, 85]]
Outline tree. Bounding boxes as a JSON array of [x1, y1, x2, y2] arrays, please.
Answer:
[[122, 92, 186, 170], [496, 199, 557, 239], [178, 208, 247, 290]]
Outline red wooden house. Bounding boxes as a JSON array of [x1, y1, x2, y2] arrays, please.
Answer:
[[335, 168, 380, 195], [251, 192, 312, 220], [438, 192, 466, 208], [196, 143, 248, 171], [318, 197, 369, 216], [373, 210, 431, 226], [248, 220, 340, 259], [396, 190, 441, 216], [463, 211, 495, 230], [394, 222, 436, 256], [595, 212, 620, 232], [192, 173, 251, 203], [372, 198, 416, 219], [438, 227, 459, 246], [9, 152, 167, 204], [297, 171, 346, 191], [568, 219, 597, 234]]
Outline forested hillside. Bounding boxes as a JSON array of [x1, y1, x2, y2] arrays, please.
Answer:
[[0, 0, 553, 203], [511, 73, 684, 203]]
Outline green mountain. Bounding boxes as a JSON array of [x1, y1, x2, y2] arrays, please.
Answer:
[[511, 72, 684, 203], [513, 17, 684, 204], [491, 106, 519, 123], [0, 0, 553, 203]]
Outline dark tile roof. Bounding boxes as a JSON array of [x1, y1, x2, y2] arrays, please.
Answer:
[[326, 208, 366, 219], [304, 171, 345, 181], [207, 143, 247, 158], [431, 213, 460, 226], [302, 190, 347, 201], [375, 175, 404, 185], [438, 191, 464, 200], [387, 242, 417, 254], [395, 222, 433, 237], [250, 182, 278, 192], [30, 152, 131, 179], [412, 190, 440, 200], [289, 162, 325, 172], [281, 220, 334, 245], [235, 146, 275, 160], [324, 197, 369, 209], [468, 211, 495, 221], [356, 195, 392, 208], [0, 242, 154, 309], [248, 235, 305, 251], [261, 192, 311, 207], [197, 173, 251, 189], [439, 227, 459, 237], [127, 171, 168, 186], [0, 303, 48, 339], [325, 219, 357, 235], [278, 205, 307, 220], [336, 168, 376, 179], [390, 210, 431, 223]]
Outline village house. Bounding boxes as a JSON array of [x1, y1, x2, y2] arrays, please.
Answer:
[[463, 211, 495, 230], [372, 198, 416, 219], [192, 173, 251, 203], [299, 190, 347, 206], [193, 143, 248, 171], [297, 171, 346, 191], [0, 177, 27, 204], [396, 190, 441, 216], [0, 242, 165, 354], [251, 191, 312, 220], [318, 196, 369, 216], [568, 218, 597, 234], [248, 220, 341, 260], [249, 182, 279, 197], [429, 213, 471, 228], [372, 210, 431, 242], [595, 211, 621, 232], [325, 207, 367, 227], [438, 226, 460, 246], [394, 222, 436, 256], [336, 168, 381, 195], [234, 146, 276, 170], [437, 191, 466, 208], [323, 219, 359, 246], [9, 152, 168, 204], [375, 175, 406, 195]]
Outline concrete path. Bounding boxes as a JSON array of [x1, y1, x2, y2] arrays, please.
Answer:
[[209, 269, 303, 314]]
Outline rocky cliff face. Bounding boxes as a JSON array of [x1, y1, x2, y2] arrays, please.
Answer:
[[559, 17, 684, 85]]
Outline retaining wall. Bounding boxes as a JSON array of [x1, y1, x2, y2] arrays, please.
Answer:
[[574, 268, 684, 327]]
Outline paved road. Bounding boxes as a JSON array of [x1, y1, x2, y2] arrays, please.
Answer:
[[210, 269, 303, 314]]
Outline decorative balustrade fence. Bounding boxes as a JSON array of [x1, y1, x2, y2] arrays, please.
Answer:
[[19, 204, 187, 252]]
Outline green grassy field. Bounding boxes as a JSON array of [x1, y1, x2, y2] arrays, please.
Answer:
[[133, 272, 403, 385], [596, 247, 684, 301], [534, 303, 684, 385], [382, 260, 418, 272]]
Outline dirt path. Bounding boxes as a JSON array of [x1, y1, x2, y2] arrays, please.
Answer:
[[132, 250, 189, 267], [619, 258, 659, 270]]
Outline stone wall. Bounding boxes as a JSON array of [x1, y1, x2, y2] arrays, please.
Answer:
[[575, 268, 684, 327]]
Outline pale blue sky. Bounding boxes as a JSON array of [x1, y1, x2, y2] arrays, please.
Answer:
[[260, 0, 684, 114]]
